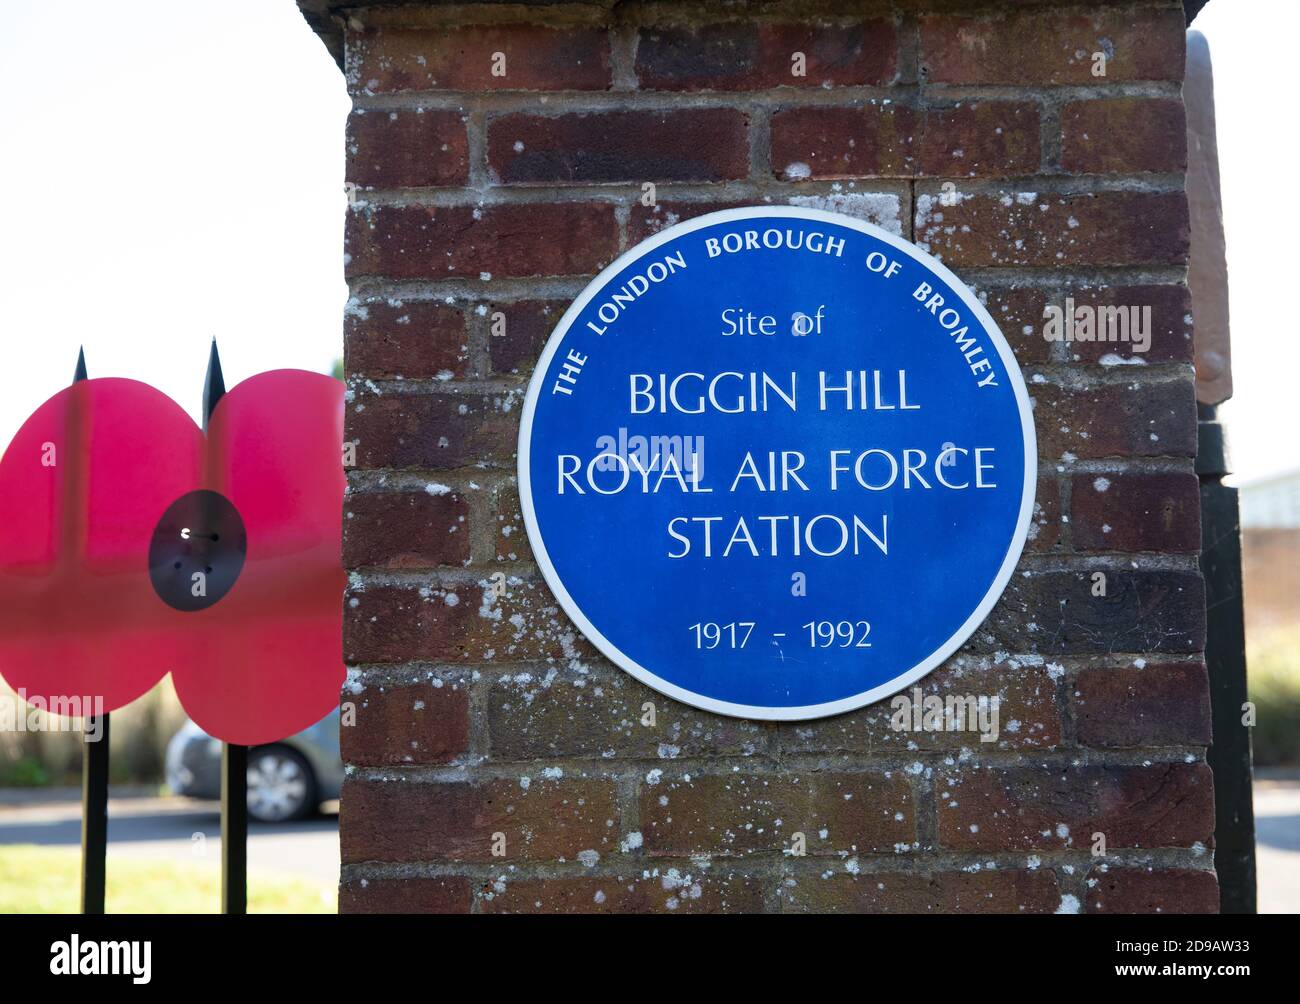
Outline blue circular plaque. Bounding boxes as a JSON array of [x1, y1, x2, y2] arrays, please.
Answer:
[[519, 207, 1036, 719]]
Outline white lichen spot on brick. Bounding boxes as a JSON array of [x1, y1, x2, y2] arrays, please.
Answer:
[[789, 192, 902, 236], [1099, 353, 1146, 366]]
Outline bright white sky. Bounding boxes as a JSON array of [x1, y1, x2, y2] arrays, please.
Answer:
[[0, 0, 1290, 483], [0, 0, 350, 432]]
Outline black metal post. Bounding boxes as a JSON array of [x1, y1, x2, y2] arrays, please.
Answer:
[[203, 339, 247, 915], [220, 741, 247, 914], [1197, 402, 1256, 913], [80, 714, 109, 913], [73, 347, 110, 915]]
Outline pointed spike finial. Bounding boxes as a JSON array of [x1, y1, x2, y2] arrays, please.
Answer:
[[202, 337, 226, 429], [73, 346, 88, 384]]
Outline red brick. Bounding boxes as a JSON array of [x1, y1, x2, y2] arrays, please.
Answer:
[[986, 569, 1205, 656], [1061, 285, 1194, 364], [974, 284, 1055, 364], [639, 771, 913, 857], [1085, 867, 1219, 914], [341, 679, 470, 766], [345, 299, 467, 380], [771, 102, 1039, 180], [636, 21, 897, 90], [628, 196, 905, 245], [916, 191, 1189, 268], [1061, 98, 1187, 175], [1026, 476, 1062, 552], [778, 658, 1062, 754], [346, 109, 468, 188], [1075, 664, 1213, 747], [488, 109, 749, 183], [486, 299, 565, 378], [346, 203, 619, 280], [781, 868, 1063, 913], [344, 577, 600, 665], [917, 102, 1042, 177], [341, 775, 618, 863], [343, 489, 470, 569], [340, 876, 472, 913], [936, 763, 1215, 851], [347, 25, 611, 93], [346, 389, 517, 471], [1030, 379, 1196, 460], [629, 199, 769, 244], [480, 870, 765, 913], [487, 665, 767, 761], [1070, 472, 1201, 553], [326, 1, 1222, 908], [920, 9, 1185, 84], [771, 104, 909, 178], [491, 480, 532, 564]]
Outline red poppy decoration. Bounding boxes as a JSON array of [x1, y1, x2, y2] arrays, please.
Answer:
[[0, 371, 345, 745]]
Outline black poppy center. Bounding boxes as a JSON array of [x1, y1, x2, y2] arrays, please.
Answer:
[[148, 490, 247, 612]]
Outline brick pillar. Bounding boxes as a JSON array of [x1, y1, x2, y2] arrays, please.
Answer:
[[304, 0, 1218, 914]]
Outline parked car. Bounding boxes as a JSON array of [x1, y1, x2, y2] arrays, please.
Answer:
[[165, 709, 342, 822]]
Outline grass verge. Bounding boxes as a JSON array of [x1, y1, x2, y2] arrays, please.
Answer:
[[0, 844, 334, 913]]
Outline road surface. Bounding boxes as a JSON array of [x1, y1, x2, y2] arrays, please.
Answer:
[[0, 791, 338, 888], [1254, 777, 1300, 914]]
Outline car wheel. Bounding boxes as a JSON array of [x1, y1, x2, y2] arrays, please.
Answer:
[[246, 746, 317, 823]]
